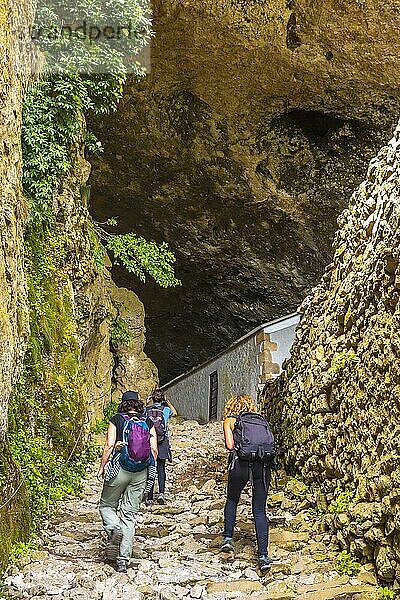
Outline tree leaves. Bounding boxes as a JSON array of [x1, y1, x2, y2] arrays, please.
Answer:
[[106, 233, 181, 288]]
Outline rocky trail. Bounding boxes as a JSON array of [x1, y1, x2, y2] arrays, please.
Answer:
[[3, 420, 382, 600]]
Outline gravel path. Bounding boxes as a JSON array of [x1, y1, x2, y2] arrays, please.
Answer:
[[4, 420, 380, 599]]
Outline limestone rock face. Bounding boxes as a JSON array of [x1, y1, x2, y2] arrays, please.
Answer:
[[0, 0, 35, 571], [266, 123, 400, 582], [0, 0, 35, 439], [89, 0, 400, 382], [47, 148, 158, 419], [0, 11, 157, 566], [109, 284, 158, 402]]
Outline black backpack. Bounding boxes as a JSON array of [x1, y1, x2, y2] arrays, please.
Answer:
[[146, 405, 166, 443], [233, 412, 277, 464]]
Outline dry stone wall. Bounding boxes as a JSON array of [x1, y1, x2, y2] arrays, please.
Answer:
[[266, 123, 400, 583]]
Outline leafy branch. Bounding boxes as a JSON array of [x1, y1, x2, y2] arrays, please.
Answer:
[[94, 221, 181, 288]]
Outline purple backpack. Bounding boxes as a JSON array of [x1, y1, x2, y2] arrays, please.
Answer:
[[146, 405, 166, 443], [119, 414, 151, 472], [233, 412, 277, 463]]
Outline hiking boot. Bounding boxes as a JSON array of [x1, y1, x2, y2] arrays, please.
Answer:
[[157, 493, 165, 505], [220, 537, 234, 553], [105, 527, 123, 561], [258, 555, 274, 572], [116, 558, 128, 573]]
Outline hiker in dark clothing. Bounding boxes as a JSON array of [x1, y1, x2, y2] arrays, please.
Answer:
[[221, 394, 273, 572], [97, 391, 158, 573], [145, 389, 177, 506]]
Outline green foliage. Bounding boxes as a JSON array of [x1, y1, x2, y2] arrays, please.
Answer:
[[32, 0, 151, 75], [22, 74, 125, 224], [8, 428, 96, 526], [109, 316, 133, 347], [106, 233, 181, 287], [88, 226, 106, 271], [23, 0, 151, 225], [328, 491, 355, 514], [92, 401, 119, 434], [9, 541, 37, 563], [336, 551, 361, 576], [22, 0, 180, 290], [376, 587, 395, 600], [328, 350, 358, 376], [8, 224, 93, 527], [84, 131, 103, 156]]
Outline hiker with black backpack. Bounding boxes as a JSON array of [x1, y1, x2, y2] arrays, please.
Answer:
[[221, 394, 275, 572], [97, 391, 158, 573], [144, 389, 177, 506]]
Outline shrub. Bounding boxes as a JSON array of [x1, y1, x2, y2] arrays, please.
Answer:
[[328, 491, 355, 514], [92, 401, 119, 434], [376, 588, 395, 600], [108, 316, 133, 348], [336, 551, 361, 576], [9, 541, 38, 563], [328, 351, 358, 375]]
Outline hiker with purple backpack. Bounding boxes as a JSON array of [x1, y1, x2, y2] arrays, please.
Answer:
[[221, 394, 276, 572], [97, 391, 158, 573], [144, 389, 177, 506]]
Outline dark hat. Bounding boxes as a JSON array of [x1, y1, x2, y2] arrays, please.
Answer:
[[122, 390, 139, 402]]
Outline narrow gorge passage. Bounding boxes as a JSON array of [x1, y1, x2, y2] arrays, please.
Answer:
[[4, 421, 380, 600]]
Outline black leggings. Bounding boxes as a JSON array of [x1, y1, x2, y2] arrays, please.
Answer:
[[148, 459, 166, 499], [223, 458, 271, 556]]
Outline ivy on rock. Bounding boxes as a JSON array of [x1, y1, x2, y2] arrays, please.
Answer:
[[22, 0, 180, 288]]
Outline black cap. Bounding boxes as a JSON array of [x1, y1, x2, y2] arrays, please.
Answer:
[[122, 390, 139, 402]]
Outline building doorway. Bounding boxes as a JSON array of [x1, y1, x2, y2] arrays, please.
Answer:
[[209, 371, 218, 421]]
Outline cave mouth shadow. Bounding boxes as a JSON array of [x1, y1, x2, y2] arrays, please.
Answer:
[[275, 109, 345, 140]]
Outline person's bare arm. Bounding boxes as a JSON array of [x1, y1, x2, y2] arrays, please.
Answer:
[[166, 398, 177, 416], [97, 422, 117, 480], [149, 426, 158, 460], [223, 418, 235, 451]]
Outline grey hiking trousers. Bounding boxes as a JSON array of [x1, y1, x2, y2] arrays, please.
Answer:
[[99, 467, 147, 559]]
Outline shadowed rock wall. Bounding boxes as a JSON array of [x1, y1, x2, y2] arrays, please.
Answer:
[[89, 0, 400, 382]]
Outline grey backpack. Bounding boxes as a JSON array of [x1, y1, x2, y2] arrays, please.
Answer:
[[233, 412, 277, 463]]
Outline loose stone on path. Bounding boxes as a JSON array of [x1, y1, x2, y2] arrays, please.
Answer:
[[4, 420, 380, 599]]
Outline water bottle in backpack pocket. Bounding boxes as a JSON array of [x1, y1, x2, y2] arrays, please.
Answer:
[[119, 414, 152, 472], [233, 412, 278, 465]]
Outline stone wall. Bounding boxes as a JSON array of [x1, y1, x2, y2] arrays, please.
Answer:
[[164, 315, 298, 422], [265, 124, 400, 583], [163, 332, 261, 423]]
